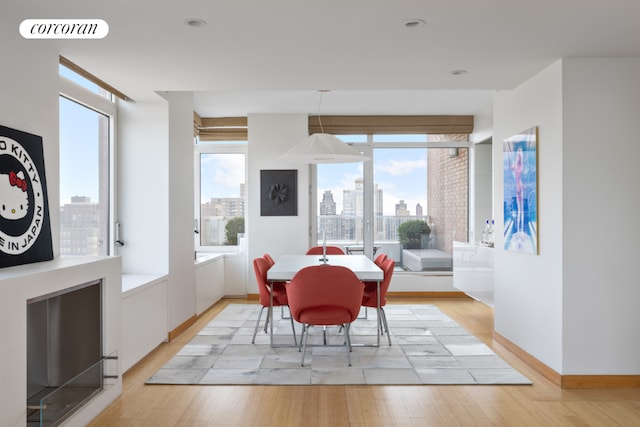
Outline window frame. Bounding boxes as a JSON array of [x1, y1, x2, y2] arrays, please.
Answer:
[[59, 74, 118, 256], [193, 141, 248, 253]]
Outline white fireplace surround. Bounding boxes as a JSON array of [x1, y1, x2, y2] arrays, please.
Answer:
[[0, 256, 122, 427]]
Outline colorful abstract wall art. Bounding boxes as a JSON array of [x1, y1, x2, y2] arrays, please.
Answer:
[[503, 126, 538, 254]]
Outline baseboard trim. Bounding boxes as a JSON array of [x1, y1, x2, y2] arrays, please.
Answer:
[[493, 331, 562, 386], [561, 375, 640, 389], [387, 291, 468, 298], [168, 315, 197, 341], [494, 331, 640, 389]]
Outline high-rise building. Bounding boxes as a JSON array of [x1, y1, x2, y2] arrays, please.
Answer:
[[395, 200, 410, 216], [342, 178, 364, 216], [201, 197, 245, 218], [416, 203, 423, 217], [60, 196, 101, 255], [319, 190, 336, 215], [199, 184, 246, 245]]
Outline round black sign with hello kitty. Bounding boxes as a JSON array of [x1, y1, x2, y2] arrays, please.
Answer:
[[0, 125, 53, 267]]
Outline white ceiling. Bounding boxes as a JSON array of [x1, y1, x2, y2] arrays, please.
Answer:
[[3, 1, 640, 117]]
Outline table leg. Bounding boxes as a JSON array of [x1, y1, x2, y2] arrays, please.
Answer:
[[376, 279, 381, 347], [269, 281, 274, 347]]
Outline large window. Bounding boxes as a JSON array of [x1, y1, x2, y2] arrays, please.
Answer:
[[59, 64, 115, 256], [195, 143, 247, 250], [316, 134, 469, 272]]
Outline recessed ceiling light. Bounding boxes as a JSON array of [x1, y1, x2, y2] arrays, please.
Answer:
[[403, 19, 426, 29], [450, 69, 468, 76], [185, 18, 207, 28]]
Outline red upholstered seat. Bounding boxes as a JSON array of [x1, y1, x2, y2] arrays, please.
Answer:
[[296, 305, 354, 325], [305, 245, 345, 255], [252, 257, 296, 344], [286, 264, 364, 366]]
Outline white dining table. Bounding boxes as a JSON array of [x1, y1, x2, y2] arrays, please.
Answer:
[[267, 254, 384, 347]]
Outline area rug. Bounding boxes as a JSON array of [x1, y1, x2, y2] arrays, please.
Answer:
[[146, 304, 532, 385]]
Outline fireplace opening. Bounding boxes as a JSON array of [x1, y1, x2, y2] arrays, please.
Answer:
[[27, 279, 103, 426]]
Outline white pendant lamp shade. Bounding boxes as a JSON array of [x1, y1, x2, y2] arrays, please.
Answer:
[[280, 133, 370, 164]]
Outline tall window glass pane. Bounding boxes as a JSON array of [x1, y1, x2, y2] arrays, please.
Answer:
[[59, 96, 109, 255], [317, 162, 363, 247], [199, 153, 245, 246], [373, 148, 428, 269]]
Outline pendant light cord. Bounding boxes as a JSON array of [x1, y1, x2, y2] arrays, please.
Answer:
[[317, 90, 327, 133]]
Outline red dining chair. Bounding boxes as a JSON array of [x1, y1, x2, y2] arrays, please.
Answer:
[[263, 253, 276, 267], [263, 253, 291, 319], [352, 253, 388, 321], [362, 258, 395, 345], [286, 265, 364, 366], [305, 246, 345, 255], [252, 257, 297, 344], [373, 253, 388, 266]]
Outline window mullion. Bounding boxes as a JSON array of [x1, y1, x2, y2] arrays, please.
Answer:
[[362, 145, 374, 259]]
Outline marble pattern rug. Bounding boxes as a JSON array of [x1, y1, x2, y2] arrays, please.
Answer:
[[146, 304, 532, 385]]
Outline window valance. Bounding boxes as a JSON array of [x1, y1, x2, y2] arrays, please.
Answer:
[[193, 114, 473, 140], [308, 115, 473, 135], [194, 114, 248, 141]]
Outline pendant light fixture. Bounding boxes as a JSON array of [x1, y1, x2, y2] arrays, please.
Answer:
[[280, 90, 370, 164]]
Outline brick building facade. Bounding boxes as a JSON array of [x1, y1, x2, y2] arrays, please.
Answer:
[[427, 147, 469, 253]]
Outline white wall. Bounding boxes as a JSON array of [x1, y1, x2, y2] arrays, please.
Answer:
[[162, 92, 197, 331], [0, 18, 60, 257], [246, 114, 310, 293], [494, 58, 640, 375], [472, 103, 494, 144], [561, 58, 640, 374], [117, 100, 169, 274], [493, 60, 565, 372]]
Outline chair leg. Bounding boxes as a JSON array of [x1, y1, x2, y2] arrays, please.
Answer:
[[288, 307, 297, 345], [380, 307, 391, 346], [344, 323, 352, 366], [300, 324, 310, 366], [298, 324, 304, 352], [252, 306, 265, 344], [263, 305, 272, 334]]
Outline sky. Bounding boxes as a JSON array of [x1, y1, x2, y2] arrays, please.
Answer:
[[59, 65, 105, 205], [200, 153, 245, 201], [59, 92, 102, 204]]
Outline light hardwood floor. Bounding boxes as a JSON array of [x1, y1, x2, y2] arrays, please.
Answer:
[[89, 297, 640, 426]]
